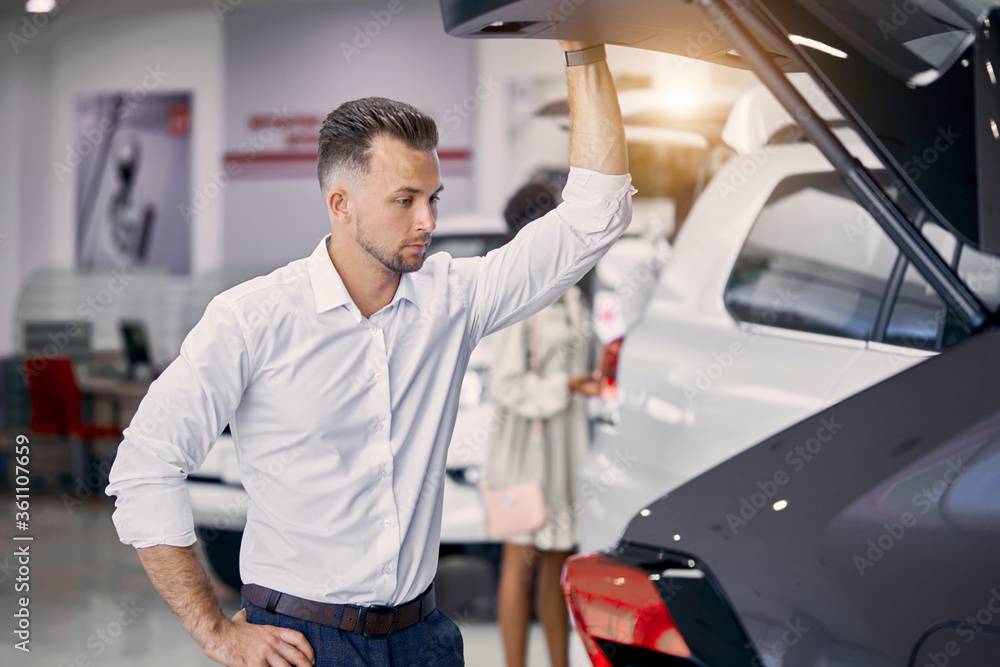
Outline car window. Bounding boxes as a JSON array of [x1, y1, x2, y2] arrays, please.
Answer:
[[883, 261, 975, 351], [725, 172, 899, 340], [880, 221, 957, 352], [884, 263, 947, 350], [881, 220, 999, 351]]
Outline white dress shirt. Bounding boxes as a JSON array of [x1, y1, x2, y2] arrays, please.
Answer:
[[106, 166, 635, 606]]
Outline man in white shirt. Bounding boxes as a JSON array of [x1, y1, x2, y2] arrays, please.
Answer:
[[106, 39, 633, 667]]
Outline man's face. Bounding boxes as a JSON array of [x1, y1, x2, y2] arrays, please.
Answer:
[[351, 135, 441, 274]]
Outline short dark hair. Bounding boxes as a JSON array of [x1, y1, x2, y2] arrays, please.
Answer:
[[503, 180, 560, 238], [317, 97, 438, 194]]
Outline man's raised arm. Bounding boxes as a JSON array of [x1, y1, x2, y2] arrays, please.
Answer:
[[560, 40, 628, 176], [462, 41, 634, 341]]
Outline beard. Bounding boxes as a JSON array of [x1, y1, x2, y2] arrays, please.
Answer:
[[355, 211, 430, 274]]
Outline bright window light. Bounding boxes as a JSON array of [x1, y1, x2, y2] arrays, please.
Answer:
[[26, 0, 56, 12], [664, 89, 696, 113]]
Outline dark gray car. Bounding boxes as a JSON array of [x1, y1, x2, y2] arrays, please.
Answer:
[[441, 1, 1000, 664]]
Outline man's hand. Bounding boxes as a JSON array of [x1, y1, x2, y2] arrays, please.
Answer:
[[134, 544, 315, 666], [199, 608, 315, 667]]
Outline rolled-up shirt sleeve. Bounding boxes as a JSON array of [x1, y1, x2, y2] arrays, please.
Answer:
[[105, 295, 253, 548], [465, 166, 636, 342]]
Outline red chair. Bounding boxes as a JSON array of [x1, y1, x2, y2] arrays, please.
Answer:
[[23, 356, 123, 488]]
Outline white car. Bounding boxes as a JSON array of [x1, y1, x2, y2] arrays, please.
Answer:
[[577, 81, 1000, 556]]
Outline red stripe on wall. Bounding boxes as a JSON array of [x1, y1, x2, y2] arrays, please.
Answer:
[[222, 149, 472, 179]]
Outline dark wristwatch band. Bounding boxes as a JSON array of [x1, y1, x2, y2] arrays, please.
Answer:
[[564, 44, 606, 67]]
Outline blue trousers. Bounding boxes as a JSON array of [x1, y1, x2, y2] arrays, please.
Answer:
[[241, 596, 465, 667]]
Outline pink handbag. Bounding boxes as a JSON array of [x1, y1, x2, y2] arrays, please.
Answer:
[[482, 315, 548, 539], [482, 478, 547, 538]]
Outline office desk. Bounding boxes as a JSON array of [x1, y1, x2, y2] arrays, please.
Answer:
[[77, 377, 151, 429]]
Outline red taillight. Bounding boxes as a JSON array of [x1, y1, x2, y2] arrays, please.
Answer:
[[599, 337, 624, 399], [562, 553, 691, 666]]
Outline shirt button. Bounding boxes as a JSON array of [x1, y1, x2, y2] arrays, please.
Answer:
[[374, 422, 384, 432], [383, 519, 391, 527], [369, 328, 378, 335], [383, 565, 393, 574], [374, 372, 383, 381], [378, 468, 388, 478]]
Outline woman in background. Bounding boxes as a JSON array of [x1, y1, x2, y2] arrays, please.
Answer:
[[488, 180, 601, 667]]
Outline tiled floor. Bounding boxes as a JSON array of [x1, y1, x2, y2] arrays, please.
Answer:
[[0, 496, 579, 666]]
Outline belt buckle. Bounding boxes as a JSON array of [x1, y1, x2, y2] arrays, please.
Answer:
[[355, 604, 398, 638]]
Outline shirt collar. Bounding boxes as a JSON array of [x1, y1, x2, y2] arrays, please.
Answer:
[[307, 234, 425, 314]]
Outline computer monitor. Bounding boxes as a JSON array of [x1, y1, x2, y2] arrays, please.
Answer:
[[120, 320, 151, 377]]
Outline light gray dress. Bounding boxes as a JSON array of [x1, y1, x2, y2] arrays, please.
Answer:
[[485, 287, 597, 551]]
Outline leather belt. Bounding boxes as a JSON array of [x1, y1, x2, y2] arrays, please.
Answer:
[[240, 582, 435, 638]]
